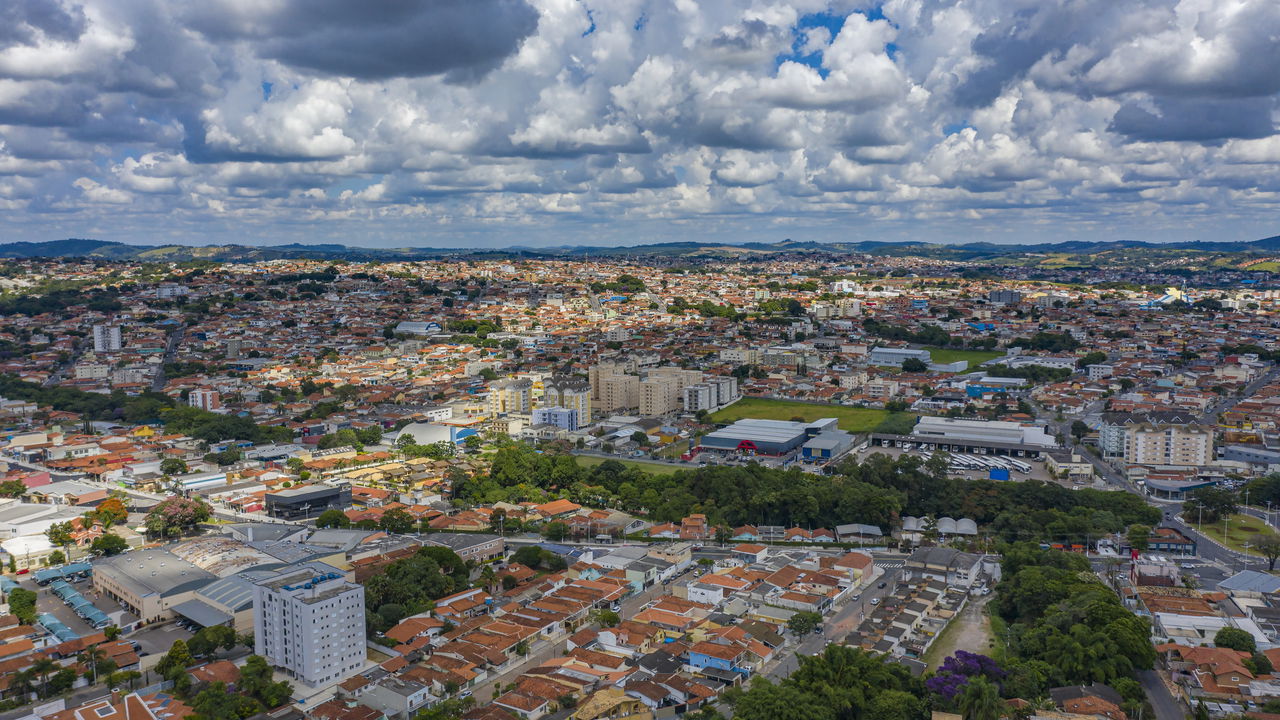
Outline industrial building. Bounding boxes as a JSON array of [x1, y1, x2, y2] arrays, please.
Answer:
[[699, 418, 840, 456], [868, 347, 932, 367], [871, 416, 1058, 457], [93, 549, 218, 624], [254, 562, 366, 687], [264, 483, 352, 520]]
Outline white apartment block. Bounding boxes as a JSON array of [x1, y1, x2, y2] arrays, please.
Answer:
[[718, 348, 761, 364], [92, 324, 122, 353], [1124, 424, 1213, 467], [683, 376, 740, 413], [253, 563, 366, 687], [189, 389, 221, 412]]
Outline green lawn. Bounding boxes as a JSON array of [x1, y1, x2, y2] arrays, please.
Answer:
[[707, 398, 895, 433], [1192, 513, 1279, 556], [924, 347, 1003, 370], [575, 455, 681, 476]]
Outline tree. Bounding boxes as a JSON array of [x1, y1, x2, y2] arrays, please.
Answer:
[[0, 478, 27, 497], [787, 611, 823, 636], [160, 458, 189, 476], [542, 521, 569, 541], [1069, 420, 1090, 442], [958, 677, 1003, 720], [1214, 627, 1256, 653], [8, 587, 36, 624], [1184, 487, 1237, 525], [901, 358, 928, 372], [592, 609, 620, 627], [45, 521, 73, 548], [104, 625, 122, 641], [1126, 525, 1151, 552], [315, 509, 351, 528], [90, 533, 129, 556], [144, 496, 212, 538], [48, 550, 66, 565], [378, 508, 415, 534], [155, 639, 194, 679], [1252, 534, 1280, 571], [91, 497, 129, 527]]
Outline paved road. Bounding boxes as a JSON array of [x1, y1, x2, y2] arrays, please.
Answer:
[[1138, 669, 1186, 720], [150, 326, 184, 392], [763, 565, 903, 679]]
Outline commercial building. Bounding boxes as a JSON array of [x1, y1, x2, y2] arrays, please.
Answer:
[[486, 378, 532, 416], [264, 483, 352, 520], [253, 562, 366, 687], [93, 549, 218, 623], [699, 418, 839, 456], [1124, 424, 1213, 467], [189, 389, 221, 412], [988, 290, 1023, 305], [872, 416, 1057, 457], [92, 324, 122, 353], [868, 347, 932, 367], [424, 533, 505, 563]]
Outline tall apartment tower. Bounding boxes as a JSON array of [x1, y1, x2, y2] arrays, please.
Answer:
[[189, 389, 221, 412], [253, 564, 366, 687], [92, 325, 122, 353], [486, 378, 533, 416], [1123, 424, 1213, 467], [543, 377, 592, 423]]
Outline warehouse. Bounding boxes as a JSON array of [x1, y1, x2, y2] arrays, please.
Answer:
[[699, 418, 839, 456], [93, 548, 218, 623], [871, 416, 1058, 458]]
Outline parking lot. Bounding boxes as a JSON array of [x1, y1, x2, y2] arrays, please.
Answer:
[[130, 623, 194, 656]]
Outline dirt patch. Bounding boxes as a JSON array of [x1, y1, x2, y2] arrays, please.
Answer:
[[925, 594, 996, 670]]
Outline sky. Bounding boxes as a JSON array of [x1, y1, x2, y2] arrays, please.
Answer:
[[1, 0, 1278, 249]]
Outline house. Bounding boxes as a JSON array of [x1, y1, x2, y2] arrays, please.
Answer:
[[687, 640, 751, 677], [1049, 685, 1127, 720]]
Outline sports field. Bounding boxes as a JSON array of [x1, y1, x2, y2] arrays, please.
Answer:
[[924, 347, 1003, 370], [707, 398, 893, 432]]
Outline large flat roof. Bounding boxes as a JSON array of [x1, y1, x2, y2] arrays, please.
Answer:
[[703, 418, 813, 444], [95, 549, 217, 598]]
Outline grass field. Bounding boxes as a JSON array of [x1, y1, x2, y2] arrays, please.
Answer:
[[575, 455, 681, 475], [1192, 513, 1279, 556], [924, 347, 1003, 370], [707, 397, 894, 433]]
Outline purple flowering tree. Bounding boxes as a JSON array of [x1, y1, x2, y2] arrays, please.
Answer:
[[926, 650, 1005, 700]]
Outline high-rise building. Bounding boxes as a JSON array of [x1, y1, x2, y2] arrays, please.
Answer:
[[486, 378, 532, 416], [189, 389, 221, 412], [226, 339, 243, 359], [92, 324, 122, 353], [988, 290, 1023, 305], [253, 563, 366, 688], [600, 374, 640, 413], [639, 368, 702, 417], [1124, 424, 1213, 467], [542, 377, 592, 422]]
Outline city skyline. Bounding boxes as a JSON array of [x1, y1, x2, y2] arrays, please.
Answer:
[[1, 0, 1278, 247]]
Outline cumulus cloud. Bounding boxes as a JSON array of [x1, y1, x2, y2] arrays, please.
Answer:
[[0, 0, 1277, 246]]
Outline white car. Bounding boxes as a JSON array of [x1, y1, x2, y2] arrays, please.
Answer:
[[870, 598, 880, 606]]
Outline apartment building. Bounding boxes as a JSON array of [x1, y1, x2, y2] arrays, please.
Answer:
[[253, 563, 366, 687], [92, 324, 122, 353], [487, 378, 532, 416], [189, 389, 221, 412], [542, 377, 592, 422], [1124, 424, 1214, 467], [640, 367, 703, 417], [719, 348, 761, 364], [600, 373, 640, 413], [683, 376, 740, 413]]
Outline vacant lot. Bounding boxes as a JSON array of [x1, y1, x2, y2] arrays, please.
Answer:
[[575, 455, 681, 476], [708, 398, 898, 433], [924, 347, 1003, 370]]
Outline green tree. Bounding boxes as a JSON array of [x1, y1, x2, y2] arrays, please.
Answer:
[[901, 358, 928, 372], [1070, 420, 1090, 442], [1126, 525, 1151, 552], [542, 521, 569, 541], [315, 509, 351, 528], [787, 611, 823, 636], [728, 678, 833, 720], [160, 458, 189, 475], [1184, 487, 1237, 524], [45, 521, 73, 548], [0, 478, 28, 497], [1214, 627, 1256, 653], [8, 587, 36, 624], [378, 508, 415, 534], [90, 533, 129, 556], [1252, 534, 1280, 571], [958, 677, 1003, 720]]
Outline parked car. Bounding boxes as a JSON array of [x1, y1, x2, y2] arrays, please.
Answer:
[[877, 582, 887, 589]]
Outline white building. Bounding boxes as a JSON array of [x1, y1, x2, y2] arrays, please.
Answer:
[[189, 389, 221, 412], [92, 324, 122, 353], [253, 563, 366, 687]]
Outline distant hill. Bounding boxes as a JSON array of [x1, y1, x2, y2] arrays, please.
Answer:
[[0, 234, 1277, 268]]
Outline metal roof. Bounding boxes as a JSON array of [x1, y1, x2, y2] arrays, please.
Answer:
[[171, 599, 233, 627], [1219, 570, 1280, 594]]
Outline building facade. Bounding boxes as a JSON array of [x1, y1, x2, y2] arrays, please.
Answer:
[[1124, 424, 1213, 467], [253, 563, 366, 687], [92, 324, 122, 353]]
